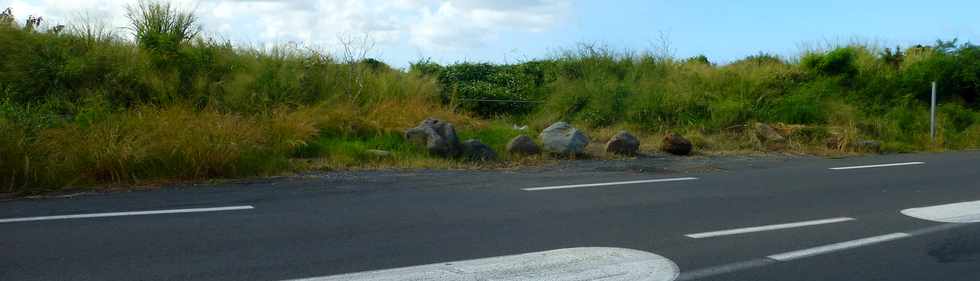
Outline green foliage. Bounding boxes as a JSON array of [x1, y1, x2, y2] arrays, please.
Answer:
[[126, 1, 199, 56], [802, 47, 858, 78], [436, 62, 547, 116], [684, 54, 711, 65]]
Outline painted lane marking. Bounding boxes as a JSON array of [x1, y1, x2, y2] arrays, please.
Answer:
[[685, 217, 855, 239], [679, 223, 968, 280], [522, 177, 698, 191], [676, 259, 774, 281], [285, 247, 679, 281], [901, 200, 980, 223], [766, 233, 910, 261], [0, 205, 255, 224], [829, 161, 924, 170]]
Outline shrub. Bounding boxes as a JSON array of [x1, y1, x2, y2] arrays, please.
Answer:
[[126, 1, 199, 56], [802, 47, 858, 78]]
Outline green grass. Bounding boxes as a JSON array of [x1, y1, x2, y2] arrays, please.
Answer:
[[2, 2, 980, 194]]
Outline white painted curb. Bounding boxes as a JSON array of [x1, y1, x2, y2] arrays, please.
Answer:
[[287, 247, 679, 281]]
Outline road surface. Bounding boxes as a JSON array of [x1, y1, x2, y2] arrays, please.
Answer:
[[3, 152, 980, 280]]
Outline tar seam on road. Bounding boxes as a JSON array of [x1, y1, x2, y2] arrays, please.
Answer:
[[679, 223, 968, 280], [0, 205, 255, 223], [521, 177, 698, 191], [685, 217, 856, 239], [828, 161, 925, 170]]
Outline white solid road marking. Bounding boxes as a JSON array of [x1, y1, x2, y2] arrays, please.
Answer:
[[766, 233, 910, 261], [522, 177, 698, 191], [0, 205, 255, 224], [685, 217, 855, 239], [681, 223, 971, 280], [286, 247, 679, 281], [829, 161, 924, 170], [901, 200, 980, 223]]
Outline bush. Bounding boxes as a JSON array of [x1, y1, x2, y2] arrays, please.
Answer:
[[802, 47, 858, 78], [437, 62, 546, 116]]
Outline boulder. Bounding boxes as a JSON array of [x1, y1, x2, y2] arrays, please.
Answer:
[[461, 139, 497, 161], [506, 135, 540, 155], [404, 118, 461, 157], [754, 122, 786, 150], [851, 140, 882, 153], [539, 122, 590, 156], [605, 131, 640, 155], [660, 132, 692, 156]]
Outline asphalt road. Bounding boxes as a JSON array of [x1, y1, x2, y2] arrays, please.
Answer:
[[3, 152, 980, 280]]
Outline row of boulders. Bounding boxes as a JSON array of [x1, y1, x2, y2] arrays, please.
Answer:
[[404, 118, 498, 161], [403, 118, 695, 161]]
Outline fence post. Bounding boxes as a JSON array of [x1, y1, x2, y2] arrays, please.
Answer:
[[930, 81, 937, 141]]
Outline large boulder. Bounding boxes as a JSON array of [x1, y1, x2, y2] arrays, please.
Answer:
[[506, 135, 540, 155], [461, 139, 497, 161], [404, 118, 461, 157], [754, 122, 786, 150], [660, 132, 692, 155], [606, 131, 640, 156], [539, 122, 590, 156]]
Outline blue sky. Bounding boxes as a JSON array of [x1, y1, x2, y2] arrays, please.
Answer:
[[4, 0, 978, 67]]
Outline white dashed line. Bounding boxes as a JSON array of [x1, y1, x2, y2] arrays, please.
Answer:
[[0, 205, 255, 223], [285, 247, 679, 281], [522, 177, 698, 191], [766, 233, 910, 261], [829, 162, 924, 170], [685, 217, 855, 239]]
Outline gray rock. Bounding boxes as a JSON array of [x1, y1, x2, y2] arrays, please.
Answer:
[[754, 122, 786, 150], [851, 140, 882, 153], [660, 132, 692, 156], [506, 135, 540, 155], [404, 118, 461, 157], [539, 122, 590, 156], [606, 131, 640, 155], [365, 149, 392, 158], [461, 139, 497, 161]]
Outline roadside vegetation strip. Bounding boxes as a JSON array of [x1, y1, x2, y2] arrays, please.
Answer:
[[0, 205, 255, 223], [901, 199, 980, 223], [685, 217, 856, 239], [286, 247, 679, 281], [522, 177, 699, 191], [828, 162, 925, 170]]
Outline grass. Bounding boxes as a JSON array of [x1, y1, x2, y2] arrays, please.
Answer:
[[2, 2, 979, 194]]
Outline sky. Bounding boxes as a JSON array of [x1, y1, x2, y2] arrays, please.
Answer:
[[3, 0, 978, 67]]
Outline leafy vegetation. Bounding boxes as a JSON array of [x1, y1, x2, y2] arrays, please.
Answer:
[[2, 2, 980, 193]]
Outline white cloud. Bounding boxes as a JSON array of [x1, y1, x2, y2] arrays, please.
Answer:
[[2, 0, 570, 54], [410, 0, 570, 51]]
